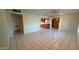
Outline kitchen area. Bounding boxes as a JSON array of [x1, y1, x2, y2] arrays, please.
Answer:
[[40, 18, 50, 29]]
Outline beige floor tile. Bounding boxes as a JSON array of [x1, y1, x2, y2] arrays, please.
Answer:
[[9, 29, 79, 50]]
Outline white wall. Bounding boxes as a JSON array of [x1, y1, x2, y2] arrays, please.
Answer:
[[78, 24, 79, 33], [0, 10, 13, 49], [6, 10, 14, 37], [0, 10, 9, 49], [59, 13, 79, 33], [23, 12, 40, 33]]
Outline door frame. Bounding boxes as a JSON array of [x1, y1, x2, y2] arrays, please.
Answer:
[[11, 13, 24, 34], [52, 18, 60, 29]]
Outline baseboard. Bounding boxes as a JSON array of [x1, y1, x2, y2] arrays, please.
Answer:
[[0, 47, 9, 50], [24, 29, 40, 34]]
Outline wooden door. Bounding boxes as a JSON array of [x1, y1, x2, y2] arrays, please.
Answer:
[[17, 15, 24, 33], [52, 18, 59, 29], [12, 14, 24, 33]]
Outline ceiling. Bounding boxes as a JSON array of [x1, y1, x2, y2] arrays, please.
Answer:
[[23, 9, 79, 17]]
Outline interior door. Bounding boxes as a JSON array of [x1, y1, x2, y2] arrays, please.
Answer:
[[17, 15, 24, 33], [12, 14, 24, 34], [52, 18, 59, 29]]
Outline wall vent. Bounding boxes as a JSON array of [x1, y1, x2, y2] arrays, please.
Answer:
[[12, 9, 21, 13]]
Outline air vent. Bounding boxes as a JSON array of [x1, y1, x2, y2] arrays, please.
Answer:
[[12, 9, 21, 13]]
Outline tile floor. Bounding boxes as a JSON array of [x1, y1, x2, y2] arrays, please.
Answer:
[[9, 29, 79, 50]]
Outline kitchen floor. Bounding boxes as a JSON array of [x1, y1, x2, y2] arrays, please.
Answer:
[[9, 28, 79, 50]]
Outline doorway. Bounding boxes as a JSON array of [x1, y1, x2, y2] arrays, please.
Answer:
[[11, 14, 24, 34], [52, 18, 59, 29], [40, 18, 50, 29]]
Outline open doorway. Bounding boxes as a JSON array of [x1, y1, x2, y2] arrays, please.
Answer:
[[11, 14, 24, 34], [52, 18, 59, 29], [40, 18, 50, 29]]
